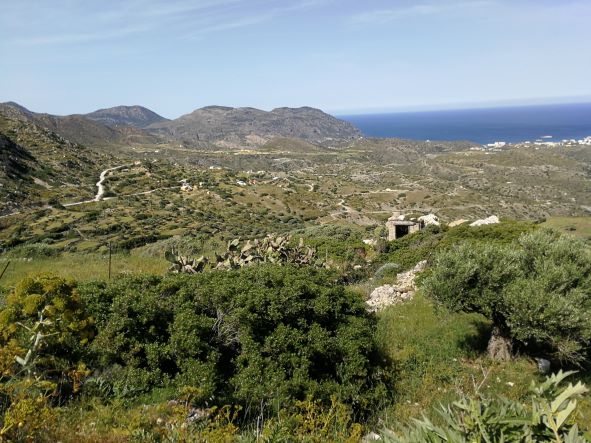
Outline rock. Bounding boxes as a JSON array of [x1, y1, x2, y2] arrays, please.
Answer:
[[363, 431, 382, 441], [536, 358, 551, 375], [366, 260, 427, 312], [470, 215, 499, 227], [363, 239, 377, 246], [418, 213, 440, 226], [449, 219, 468, 227]]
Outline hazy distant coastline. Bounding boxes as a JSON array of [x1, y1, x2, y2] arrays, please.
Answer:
[[339, 102, 591, 145]]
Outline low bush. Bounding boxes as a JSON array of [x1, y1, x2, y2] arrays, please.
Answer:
[[0, 275, 94, 379], [79, 265, 390, 419], [0, 275, 95, 441], [378, 221, 535, 272], [292, 225, 369, 266], [3, 243, 60, 259]]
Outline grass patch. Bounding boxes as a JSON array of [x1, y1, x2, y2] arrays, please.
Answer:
[[373, 294, 584, 429], [0, 253, 168, 287], [543, 216, 591, 240]]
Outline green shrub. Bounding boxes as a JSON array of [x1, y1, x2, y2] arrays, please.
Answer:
[[422, 229, 591, 364], [3, 243, 60, 258], [261, 397, 363, 442], [292, 225, 368, 266], [379, 221, 534, 272], [79, 265, 389, 419], [0, 276, 95, 440], [0, 275, 94, 378]]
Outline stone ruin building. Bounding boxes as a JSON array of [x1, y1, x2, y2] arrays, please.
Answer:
[[386, 216, 424, 241], [385, 213, 440, 241]]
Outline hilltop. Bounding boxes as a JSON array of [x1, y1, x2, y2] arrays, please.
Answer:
[[85, 105, 168, 128], [0, 102, 361, 150], [147, 105, 360, 147]]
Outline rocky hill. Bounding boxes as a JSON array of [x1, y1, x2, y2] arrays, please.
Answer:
[[0, 102, 361, 150], [147, 106, 361, 147], [0, 111, 110, 214], [85, 105, 168, 128], [0, 102, 159, 148]]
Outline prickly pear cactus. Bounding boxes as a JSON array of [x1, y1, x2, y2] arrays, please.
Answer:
[[166, 235, 324, 274], [165, 248, 208, 274]]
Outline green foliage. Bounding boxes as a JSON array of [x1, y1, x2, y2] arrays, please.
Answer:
[[383, 371, 589, 442], [260, 396, 362, 442], [292, 224, 369, 266], [78, 265, 389, 418], [379, 221, 535, 272], [0, 275, 94, 378], [438, 220, 536, 247], [165, 234, 323, 274], [3, 243, 60, 258], [0, 275, 94, 440], [422, 229, 591, 364]]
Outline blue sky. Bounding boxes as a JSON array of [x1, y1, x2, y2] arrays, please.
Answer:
[[1, 0, 590, 118]]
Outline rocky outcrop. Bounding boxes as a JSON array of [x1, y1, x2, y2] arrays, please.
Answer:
[[366, 260, 427, 312]]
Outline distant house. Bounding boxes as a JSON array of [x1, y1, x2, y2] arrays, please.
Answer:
[[386, 216, 424, 241]]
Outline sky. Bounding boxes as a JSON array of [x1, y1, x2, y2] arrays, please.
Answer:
[[1, 0, 590, 118]]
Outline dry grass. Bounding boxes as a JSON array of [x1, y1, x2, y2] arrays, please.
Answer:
[[0, 253, 168, 287]]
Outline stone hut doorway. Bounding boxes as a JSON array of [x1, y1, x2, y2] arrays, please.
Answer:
[[395, 224, 410, 238]]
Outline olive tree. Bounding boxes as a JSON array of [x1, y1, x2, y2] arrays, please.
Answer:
[[422, 229, 591, 364]]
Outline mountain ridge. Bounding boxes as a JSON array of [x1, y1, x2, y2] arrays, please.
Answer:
[[0, 101, 362, 150], [147, 105, 361, 147]]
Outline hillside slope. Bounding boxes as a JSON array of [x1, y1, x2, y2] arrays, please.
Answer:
[[0, 102, 160, 148], [0, 112, 111, 214], [147, 105, 361, 147]]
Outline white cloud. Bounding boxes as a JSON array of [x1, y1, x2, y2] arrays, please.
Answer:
[[5, 0, 326, 47], [350, 1, 495, 25]]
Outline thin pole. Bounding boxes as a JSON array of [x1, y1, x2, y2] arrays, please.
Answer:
[[0, 261, 10, 282], [108, 242, 112, 280]]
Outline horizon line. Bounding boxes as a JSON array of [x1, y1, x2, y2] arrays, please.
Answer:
[[3, 95, 591, 120], [332, 95, 591, 116]]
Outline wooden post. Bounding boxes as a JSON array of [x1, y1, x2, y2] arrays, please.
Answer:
[[108, 242, 112, 280], [0, 261, 10, 282]]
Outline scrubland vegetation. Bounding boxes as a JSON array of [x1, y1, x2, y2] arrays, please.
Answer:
[[0, 221, 590, 442], [1, 111, 591, 440]]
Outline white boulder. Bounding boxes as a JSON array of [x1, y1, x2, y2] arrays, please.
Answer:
[[419, 213, 440, 226], [470, 215, 499, 227]]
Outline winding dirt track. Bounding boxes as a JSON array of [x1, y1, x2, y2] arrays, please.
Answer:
[[63, 164, 131, 207]]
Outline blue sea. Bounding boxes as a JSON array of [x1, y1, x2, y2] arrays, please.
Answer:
[[339, 102, 591, 145]]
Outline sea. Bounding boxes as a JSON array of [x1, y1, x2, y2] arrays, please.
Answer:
[[339, 102, 591, 145]]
